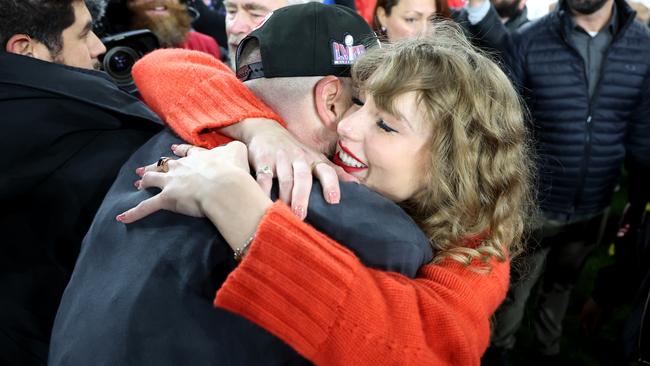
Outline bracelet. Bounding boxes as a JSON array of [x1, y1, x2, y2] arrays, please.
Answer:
[[234, 233, 255, 262]]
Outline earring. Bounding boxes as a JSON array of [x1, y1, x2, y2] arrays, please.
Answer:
[[381, 26, 387, 32]]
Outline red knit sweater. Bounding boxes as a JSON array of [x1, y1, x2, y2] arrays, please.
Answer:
[[133, 49, 510, 366]]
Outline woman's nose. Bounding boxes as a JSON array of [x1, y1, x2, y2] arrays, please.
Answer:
[[337, 115, 360, 140]]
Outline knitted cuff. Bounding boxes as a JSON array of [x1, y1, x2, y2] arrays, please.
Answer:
[[214, 202, 359, 357]]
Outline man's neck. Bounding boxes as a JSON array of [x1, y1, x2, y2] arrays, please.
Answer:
[[571, 0, 615, 33]]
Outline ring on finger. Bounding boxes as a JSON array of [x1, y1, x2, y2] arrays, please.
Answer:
[[256, 165, 273, 177], [157, 157, 171, 173]]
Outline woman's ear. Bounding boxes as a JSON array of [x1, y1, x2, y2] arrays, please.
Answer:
[[314, 75, 348, 132], [6, 34, 35, 56], [376, 7, 388, 29]]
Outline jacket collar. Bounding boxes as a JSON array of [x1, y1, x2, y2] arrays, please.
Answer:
[[0, 51, 163, 125], [505, 6, 529, 30]]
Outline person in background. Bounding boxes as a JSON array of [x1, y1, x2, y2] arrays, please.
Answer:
[[372, 0, 451, 40], [463, 0, 650, 364], [580, 201, 650, 364], [491, 0, 528, 30], [103, 0, 221, 58], [223, 0, 315, 69], [0, 0, 161, 364], [356, 0, 377, 23], [549, 1, 650, 23], [186, 0, 227, 49]]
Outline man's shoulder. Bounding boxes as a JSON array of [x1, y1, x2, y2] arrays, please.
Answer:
[[620, 18, 650, 42], [517, 12, 558, 39], [78, 128, 227, 281]]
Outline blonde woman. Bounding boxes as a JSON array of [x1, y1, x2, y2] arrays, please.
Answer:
[[120, 26, 533, 365]]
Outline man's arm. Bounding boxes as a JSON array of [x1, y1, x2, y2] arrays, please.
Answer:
[[215, 203, 509, 366], [132, 49, 284, 148], [623, 72, 650, 243], [464, 0, 527, 91], [132, 49, 343, 216], [303, 181, 432, 276]]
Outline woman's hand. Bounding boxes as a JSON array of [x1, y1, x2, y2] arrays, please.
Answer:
[[117, 141, 254, 223], [117, 141, 274, 252]]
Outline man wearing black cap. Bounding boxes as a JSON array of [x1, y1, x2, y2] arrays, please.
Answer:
[[49, 4, 431, 365]]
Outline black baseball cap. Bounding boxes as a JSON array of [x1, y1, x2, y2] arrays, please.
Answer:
[[235, 3, 377, 82]]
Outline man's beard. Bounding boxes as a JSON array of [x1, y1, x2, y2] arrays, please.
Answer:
[[130, 0, 192, 48], [566, 0, 610, 15], [493, 0, 521, 20]]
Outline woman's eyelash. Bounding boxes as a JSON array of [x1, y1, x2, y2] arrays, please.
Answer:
[[351, 97, 364, 106], [377, 119, 398, 133]]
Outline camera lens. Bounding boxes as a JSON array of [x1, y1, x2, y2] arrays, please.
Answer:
[[102, 46, 140, 81], [109, 51, 135, 74]]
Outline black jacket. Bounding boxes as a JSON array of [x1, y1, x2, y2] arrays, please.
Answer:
[[504, 6, 529, 31], [474, 0, 650, 219], [49, 129, 432, 365], [0, 52, 161, 365]]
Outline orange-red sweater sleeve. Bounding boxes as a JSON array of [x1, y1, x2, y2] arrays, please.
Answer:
[[132, 49, 284, 149], [214, 202, 510, 366]]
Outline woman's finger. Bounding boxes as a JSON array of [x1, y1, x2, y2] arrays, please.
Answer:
[[172, 144, 205, 157], [276, 149, 293, 204], [290, 158, 312, 220], [116, 195, 166, 224], [139, 171, 168, 190], [138, 156, 180, 176], [313, 163, 340, 204], [139, 162, 159, 175]]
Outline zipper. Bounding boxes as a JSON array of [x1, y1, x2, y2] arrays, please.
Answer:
[[557, 10, 627, 211]]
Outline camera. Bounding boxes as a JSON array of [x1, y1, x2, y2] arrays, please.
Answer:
[[100, 29, 160, 95]]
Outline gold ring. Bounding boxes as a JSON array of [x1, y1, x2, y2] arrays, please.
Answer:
[[157, 157, 171, 173]]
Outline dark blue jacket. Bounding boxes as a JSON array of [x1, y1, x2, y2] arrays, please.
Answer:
[[476, 0, 650, 218], [49, 129, 432, 365]]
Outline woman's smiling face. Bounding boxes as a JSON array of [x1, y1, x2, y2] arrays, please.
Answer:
[[333, 91, 433, 202]]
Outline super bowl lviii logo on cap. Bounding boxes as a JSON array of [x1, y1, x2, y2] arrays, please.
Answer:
[[331, 34, 366, 66]]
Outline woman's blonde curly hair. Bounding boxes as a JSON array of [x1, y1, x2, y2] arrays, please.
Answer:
[[352, 21, 535, 269]]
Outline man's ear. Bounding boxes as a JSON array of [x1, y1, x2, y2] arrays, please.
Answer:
[[314, 75, 349, 132], [5, 34, 36, 56]]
